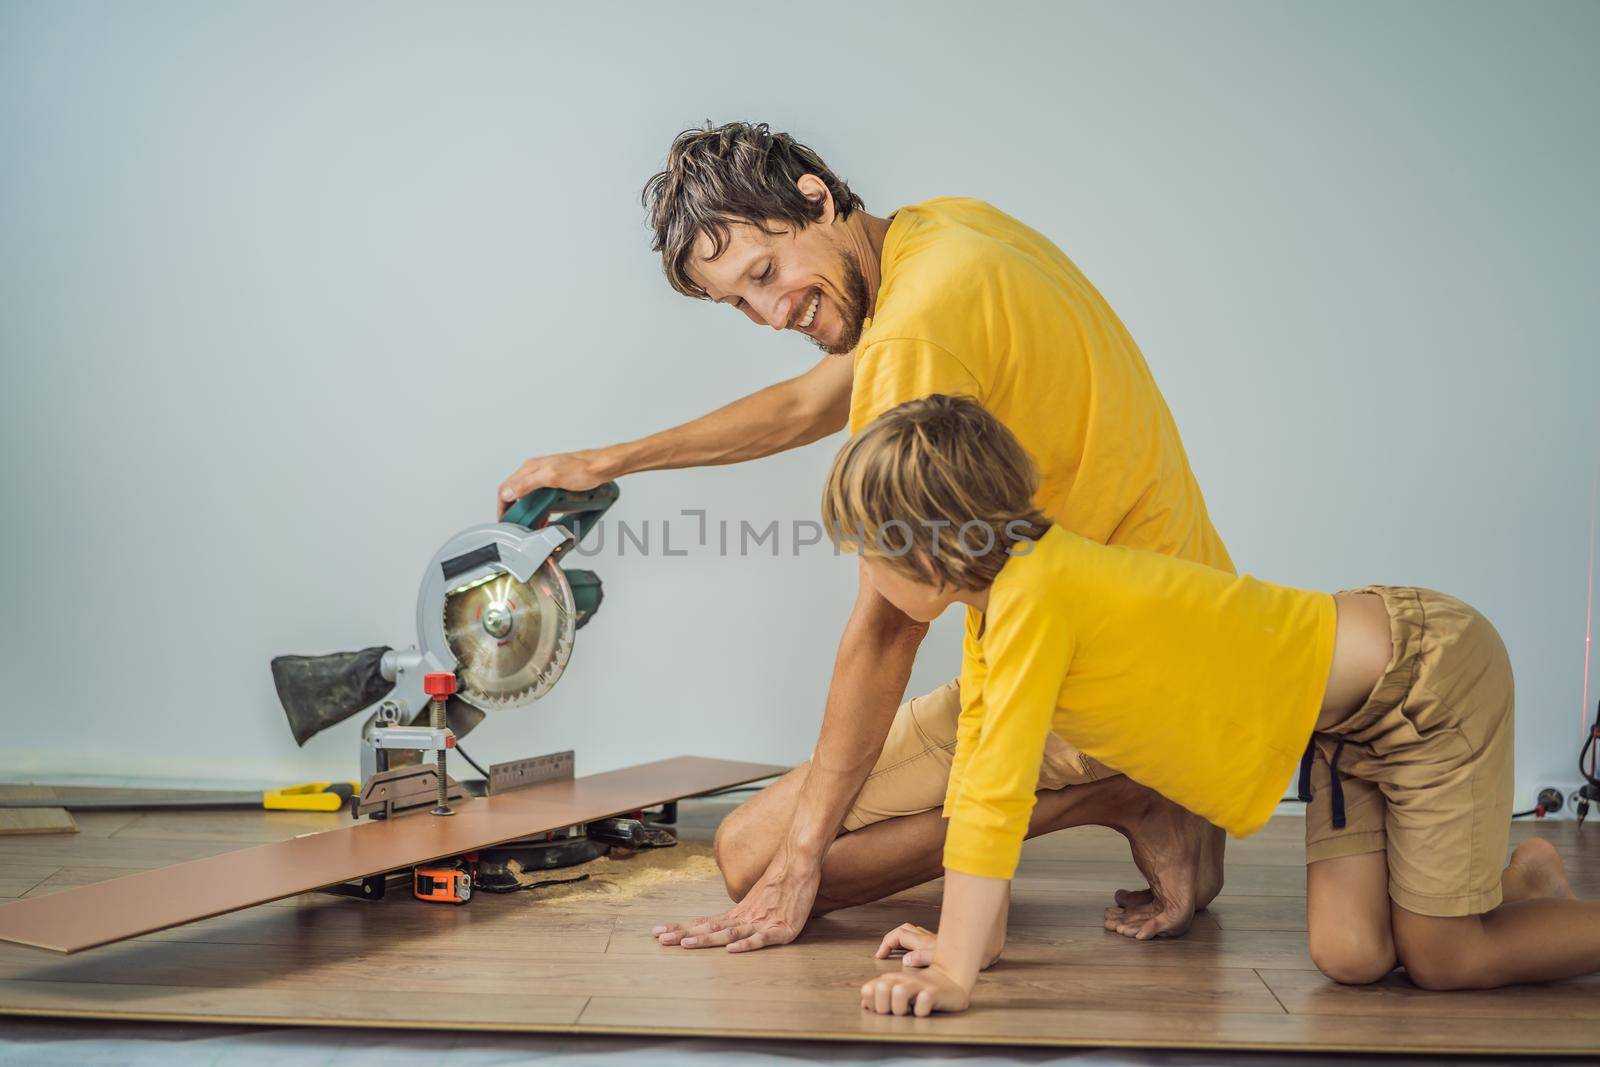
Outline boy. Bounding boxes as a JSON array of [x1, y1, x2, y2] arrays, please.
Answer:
[[823, 394, 1597, 1017]]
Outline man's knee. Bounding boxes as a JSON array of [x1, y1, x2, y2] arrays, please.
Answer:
[[711, 802, 765, 901], [1309, 923, 1396, 985]]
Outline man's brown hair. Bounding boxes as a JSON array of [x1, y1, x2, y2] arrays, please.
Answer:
[[642, 121, 864, 299], [822, 394, 1052, 591]]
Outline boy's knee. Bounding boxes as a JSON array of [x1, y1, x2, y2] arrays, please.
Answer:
[[1309, 925, 1396, 985], [1398, 947, 1488, 991], [1394, 925, 1491, 991]]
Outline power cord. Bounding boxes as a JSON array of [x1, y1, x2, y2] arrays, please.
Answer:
[[1577, 698, 1599, 827], [453, 741, 491, 781], [697, 780, 779, 799]]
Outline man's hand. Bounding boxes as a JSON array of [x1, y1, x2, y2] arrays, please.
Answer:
[[860, 964, 971, 1017], [497, 450, 612, 515], [651, 859, 819, 953], [651, 574, 924, 956], [494, 354, 852, 516]]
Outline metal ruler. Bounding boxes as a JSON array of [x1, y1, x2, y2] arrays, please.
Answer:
[[487, 750, 575, 796]]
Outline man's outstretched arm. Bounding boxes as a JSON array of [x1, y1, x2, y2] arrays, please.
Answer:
[[654, 560, 929, 952], [497, 353, 853, 512]]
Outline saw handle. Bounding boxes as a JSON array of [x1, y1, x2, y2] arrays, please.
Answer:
[[501, 482, 619, 545]]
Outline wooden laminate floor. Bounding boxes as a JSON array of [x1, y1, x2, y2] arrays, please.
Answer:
[[0, 802, 1596, 1054]]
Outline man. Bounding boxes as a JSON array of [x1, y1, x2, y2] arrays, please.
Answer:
[[498, 122, 1229, 951]]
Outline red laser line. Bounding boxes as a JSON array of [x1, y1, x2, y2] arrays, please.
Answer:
[[1585, 462, 1597, 740]]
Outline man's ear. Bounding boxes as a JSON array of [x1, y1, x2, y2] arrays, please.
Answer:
[[795, 174, 836, 225]]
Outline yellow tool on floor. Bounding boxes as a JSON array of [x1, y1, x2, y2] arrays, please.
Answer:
[[262, 782, 359, 812], [1, 782, 361, 812]]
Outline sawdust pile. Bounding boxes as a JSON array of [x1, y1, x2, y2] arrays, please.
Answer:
[[501, 840, 723, 906]]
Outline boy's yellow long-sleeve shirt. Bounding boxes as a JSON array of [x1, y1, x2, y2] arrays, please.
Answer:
[[942, 526, 1337, 881]]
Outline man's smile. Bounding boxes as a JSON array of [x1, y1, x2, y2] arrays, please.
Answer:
[[784, 286, 823, 333], [797, 290, 821, 330]]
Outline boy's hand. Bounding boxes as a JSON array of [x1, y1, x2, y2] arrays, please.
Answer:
[[860, 964, 971, 1016], [863, 870, 1006, 1016], [875, 922, 939, 967], [876, 922, 1003, 970]]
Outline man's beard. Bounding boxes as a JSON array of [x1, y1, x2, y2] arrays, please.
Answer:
[[810, 250, 872, 356]]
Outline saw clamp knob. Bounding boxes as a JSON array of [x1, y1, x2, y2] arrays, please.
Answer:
[[424, 672, 457, 816]]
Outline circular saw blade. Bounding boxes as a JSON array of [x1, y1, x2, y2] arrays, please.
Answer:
[[443, 558, 576, 709]]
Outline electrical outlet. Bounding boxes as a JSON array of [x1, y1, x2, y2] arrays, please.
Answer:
[[1530, 782, 1590, 819]]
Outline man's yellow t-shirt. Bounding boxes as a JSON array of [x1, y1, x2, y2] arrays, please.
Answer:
[[943, 526, 1337, 881], [850, 198, 1231, 572]]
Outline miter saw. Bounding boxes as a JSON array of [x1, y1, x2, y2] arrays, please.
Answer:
[[271, 482, 675, 898], [270, 484, 617, 817]]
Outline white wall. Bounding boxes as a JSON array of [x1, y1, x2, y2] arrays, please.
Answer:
[[3, 1, 1597, 808]]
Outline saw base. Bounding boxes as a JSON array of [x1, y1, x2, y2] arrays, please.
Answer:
[[476, 836, 609, 891], [354, 766, 470, 820]]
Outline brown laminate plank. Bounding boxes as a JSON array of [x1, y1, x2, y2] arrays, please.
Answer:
[[15, 870, 618, 950], [574, 994, 1600, 1053], [0, 978, 587, 1028], [0, 809, 77, 836], [109, 809, 346, 843], [0, 805, 1594, 1054], [9, 979, 1595, 1054], [0, 937, 1279, 1015], [0, 863, 61, 899], [0, 757, 783, 954], [63, 812, 143, 838], [1019, 824, 1312, 867], [1008, 863, 1309, 899], [1259, 967, 1600, 1020], [24, 866, 394, 911], [22, 867, 149, 897], [970, 887, 1303, 933], [1194, 893, 1308, 931], [133, 910, 617, 952], [0, 784, 257, 808], [600, 899, 1231, 960], [0, 836, 246, 869]]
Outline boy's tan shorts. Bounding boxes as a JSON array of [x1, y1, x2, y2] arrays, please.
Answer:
[[840, 678, 1112, 832], [1304, 585, 1515, 917]]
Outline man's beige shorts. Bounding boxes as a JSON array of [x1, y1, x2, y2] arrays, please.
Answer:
[[1304, 585, 1515, 917], [841, 679, 1112, 832]]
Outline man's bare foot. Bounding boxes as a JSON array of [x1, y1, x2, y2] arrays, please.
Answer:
[[1101, 786, 1225, 940], [1503, 837, 1577, 903]]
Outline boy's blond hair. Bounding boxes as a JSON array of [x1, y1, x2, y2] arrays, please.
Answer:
[[822, 394, 1051, 591]]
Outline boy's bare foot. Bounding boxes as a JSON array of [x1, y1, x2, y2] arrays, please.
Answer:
[[1102, 786, 1225, 940], [1503, 837, 1577, 903]]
